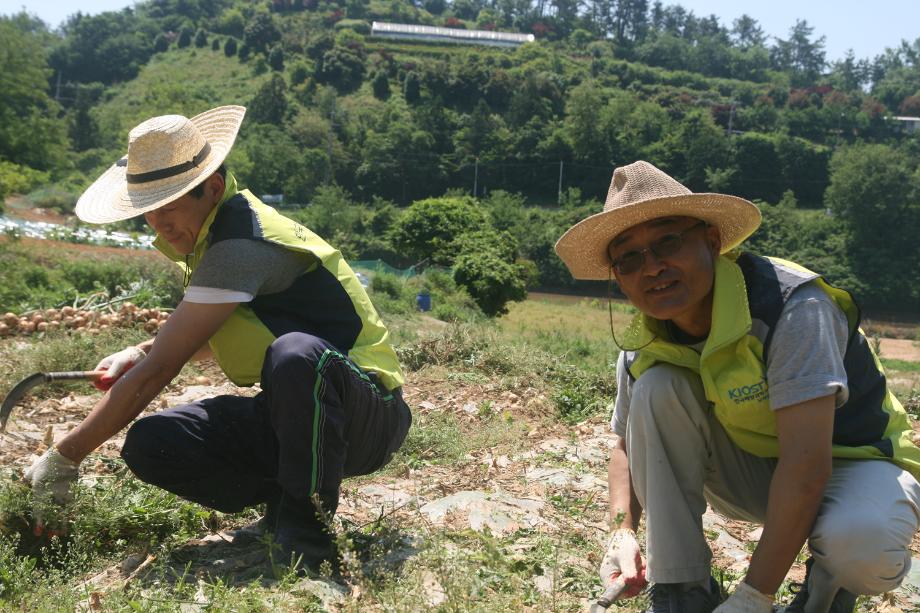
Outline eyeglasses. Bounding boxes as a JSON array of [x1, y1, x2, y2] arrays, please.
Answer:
[[608, 221, 707, 275]]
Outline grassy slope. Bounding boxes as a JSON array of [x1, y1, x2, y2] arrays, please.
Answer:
[[92, 46, 274, 152]]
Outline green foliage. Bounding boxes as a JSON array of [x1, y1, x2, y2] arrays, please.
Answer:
[[0, 161, 49, 202], [211, 37, 221, 51], [0, 18, 70, 172], [403, 71, 421, 104], [372, 71, 391, 100], [315, 45, 366, 93], [177, 26, 193, 48], [243, 11, 281, 53], [223, 36, 237, 57], [194, 28, 207, 48], [0, 241, 182, 314], [391, 196, 489, 265], [824, 143, 920, 308], [153, 32, 169, 52], [453, 240, 528, 316], [248, 73, 288, 124], [268, 45, 285, 72]]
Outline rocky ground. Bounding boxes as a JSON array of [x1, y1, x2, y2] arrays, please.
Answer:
[[2, 358, 919, 612]]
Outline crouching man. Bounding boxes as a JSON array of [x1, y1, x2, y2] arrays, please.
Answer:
[[555, 161, 920, 612], [24, 105, 411, 573]]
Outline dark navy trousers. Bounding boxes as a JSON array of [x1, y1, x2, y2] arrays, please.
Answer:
[[120, 333, 411, 512]]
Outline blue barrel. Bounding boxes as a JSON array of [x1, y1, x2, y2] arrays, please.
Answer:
[[416, 291, 432, 312]]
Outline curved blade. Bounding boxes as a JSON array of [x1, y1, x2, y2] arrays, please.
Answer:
[[1, 373, 49, 431]]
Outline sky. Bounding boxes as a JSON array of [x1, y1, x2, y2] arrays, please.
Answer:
[[0, 0, 917, 62]]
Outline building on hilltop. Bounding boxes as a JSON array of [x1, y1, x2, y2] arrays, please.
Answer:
[[371, 22, 534, 48], [889, 116, 920, 134]]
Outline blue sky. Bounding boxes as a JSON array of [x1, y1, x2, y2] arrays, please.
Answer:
[[0, 0, 917, 62]]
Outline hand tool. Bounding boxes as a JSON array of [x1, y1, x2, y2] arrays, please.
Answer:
[[1, 371, 105, 431], [589, 576, 627, 612]]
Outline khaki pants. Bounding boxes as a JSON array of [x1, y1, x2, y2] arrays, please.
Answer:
[[625, 363, 920, 608]]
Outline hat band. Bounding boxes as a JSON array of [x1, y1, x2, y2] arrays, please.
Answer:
[[116, 142, 212, 184]]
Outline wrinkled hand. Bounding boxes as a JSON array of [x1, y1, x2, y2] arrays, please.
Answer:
[[94, 345, 146, 391], [714, 582, 773, 613], [23, 447, 80, 535], [599, 528, 647, 599]]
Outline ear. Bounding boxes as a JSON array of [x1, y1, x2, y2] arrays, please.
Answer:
[[705, 224, 721, 256], [206, 172, 225, 203]]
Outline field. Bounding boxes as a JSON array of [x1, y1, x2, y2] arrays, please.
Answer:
[[0, 239, 919, 611]]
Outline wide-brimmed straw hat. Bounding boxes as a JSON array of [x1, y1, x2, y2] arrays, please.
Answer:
[[555, 160, 761, 280], [75, 105, 246, 224]]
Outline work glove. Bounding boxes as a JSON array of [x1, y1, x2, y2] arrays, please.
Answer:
[[599, 528, 647, 599], [94, 345, 146, 391], [714, 581, 773, 613], [23, 447, 80, 535]]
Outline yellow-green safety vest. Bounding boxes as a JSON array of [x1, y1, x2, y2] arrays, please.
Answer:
[[622, 253, 920, 480], [154, 173, 405, 391]]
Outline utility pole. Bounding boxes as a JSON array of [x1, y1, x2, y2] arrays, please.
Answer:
[[473, 157, 479, 198], [557, 160, 564, 205]]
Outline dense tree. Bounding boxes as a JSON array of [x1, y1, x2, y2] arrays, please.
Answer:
[[177, 26, 193, 48], [248, 74, 288, 124], [825, 144, 920, 307], [243, 12, 281, 52], [770, 20, 826, 87], [51, 11, 157, 84], [194, 28, 207, 48], [390, 196, 489, 265], [268, 45, 285, 71], [223, 37, 238, 56], [0, 17, 70, 171]]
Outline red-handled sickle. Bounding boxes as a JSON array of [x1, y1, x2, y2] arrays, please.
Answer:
[[0, 371, 106, 431]]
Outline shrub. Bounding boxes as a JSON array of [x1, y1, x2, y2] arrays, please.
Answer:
[[194, 29, 207, 48], [224, 37, 238, 57], [177, 26, 193, 48], [0, 161, 49, 203], [453, 249, 526, 316]]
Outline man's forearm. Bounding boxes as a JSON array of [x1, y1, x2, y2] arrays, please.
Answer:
[[56, 361, 175, 462], [609, 443, 642, 531], [744, 459, 829, 595]]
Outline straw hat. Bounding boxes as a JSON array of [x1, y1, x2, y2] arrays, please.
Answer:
[[555, 161, 761, 280], [75, 105, 247, 224]]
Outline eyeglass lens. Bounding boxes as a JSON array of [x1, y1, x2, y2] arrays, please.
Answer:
[[609, 223, 703, 275]]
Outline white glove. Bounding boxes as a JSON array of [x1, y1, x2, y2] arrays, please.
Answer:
[[599, 528, 647, 599], [94, 345, 146, 391], [23, 447, 80, 533], [714, 581, 773, 613]]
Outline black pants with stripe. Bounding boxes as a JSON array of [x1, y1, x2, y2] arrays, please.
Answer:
[[120, 333, 412, 512]]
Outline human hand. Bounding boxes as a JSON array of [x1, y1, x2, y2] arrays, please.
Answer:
[[714, 581, 773, 613], [94, 345, 146, 391], [23, 447, 80, 535], [599, 528, 647, 599]]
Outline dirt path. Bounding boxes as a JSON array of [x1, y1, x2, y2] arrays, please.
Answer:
[[880, 338, 920, 362]]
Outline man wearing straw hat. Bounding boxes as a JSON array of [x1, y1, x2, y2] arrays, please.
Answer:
[[556, 161, 920, 613], [22, 105, 411, 573]]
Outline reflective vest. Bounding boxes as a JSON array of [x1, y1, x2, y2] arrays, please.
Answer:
[[154, 173, 405, 391], [622, 253, 920, 479]]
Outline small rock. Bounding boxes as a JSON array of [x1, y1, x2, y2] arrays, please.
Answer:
[[120, 553, 147, 575], [418, 400, 437, 411], [292, 577, 347, 608], [533, 573, 554, 594], [421, 571, 447, 606], [746, 527, 763, 541], [461, 402, 479, 415]]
